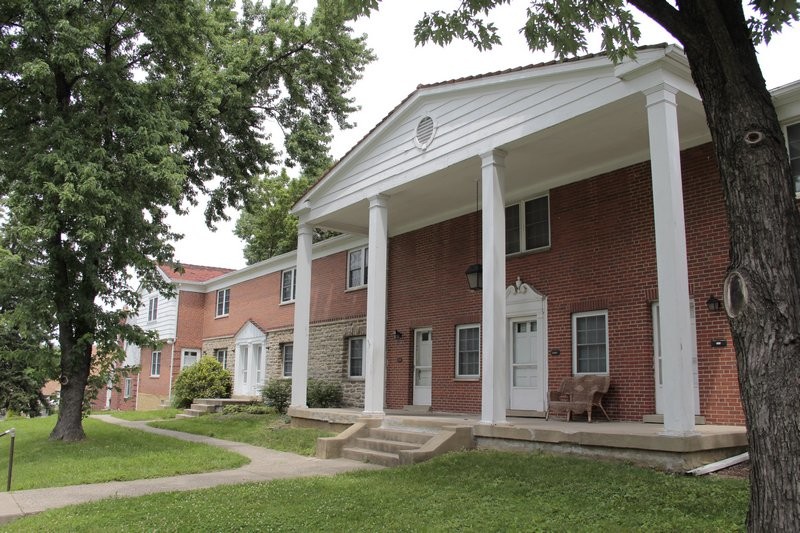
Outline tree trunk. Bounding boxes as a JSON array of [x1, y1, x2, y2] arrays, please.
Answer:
[[678, 3, 800, 531], [49, 371, 88, 442]]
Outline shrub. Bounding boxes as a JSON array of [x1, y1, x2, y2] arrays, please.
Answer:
[[221, 404, 276, 415], [261, 379, 292, 414], [307, 379, 343, 408], [172, 356, 232, 409]]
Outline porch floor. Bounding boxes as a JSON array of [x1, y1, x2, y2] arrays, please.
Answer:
[[288, 407, 747, 472]]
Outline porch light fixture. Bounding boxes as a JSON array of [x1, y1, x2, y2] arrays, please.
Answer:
[[706, 295, 722, 312], [465, 180, 482, 291], [393, 329, 403, 340]]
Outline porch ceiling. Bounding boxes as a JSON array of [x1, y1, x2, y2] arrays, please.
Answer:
[[314, 92, 710, 237]]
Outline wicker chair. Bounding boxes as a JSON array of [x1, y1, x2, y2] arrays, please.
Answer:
[[546, 375, 611, 422]]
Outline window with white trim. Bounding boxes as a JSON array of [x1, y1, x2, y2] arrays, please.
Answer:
[[573, 311, 609, 374], [150, 350, 161, 377], [216, 288, 230, 317], [123, 377, 132, 399], [147, 296, 158, 322], [282, 343, 293, 377], [455, 325, 480, 378], [505, 195, 550, 254], [348, 337, 364, 378], [788, 122, 800, 193], [347, 246, 368, 289], [281, 268, 296, 303], [182, 349, 200, 368], [214, 348, 227, 368]]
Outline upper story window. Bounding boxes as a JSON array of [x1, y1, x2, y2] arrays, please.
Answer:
[[216, 288, 230, 317], [573, 311, 608, 375], [281, 268, 296, 303], [455, 324, 480, 379], [282, 343, 293, 378], [147, 296, 158, 322], [347, 246, 368, 289], [788, 123, 800, 193], [348, 336, 365, 378], [506, 195, 550, 254]]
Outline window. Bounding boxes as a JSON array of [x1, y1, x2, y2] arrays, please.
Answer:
[[216, 288, 230, 317], [456, 325, 480, 378], [348, 337, 365, 378], [214, 348, 227, 368], [182, 349, 199, 368], [281, 268, 296, 303], [573, 311, 609, 374], [147, 296, 158, 322], [123, 377, 132, 399], [788, 123, 800, 193], [150, 350, 161, 377], [282, 343, 293, 377], [347, 246, 368, 289], [505, 195, 550, 254]]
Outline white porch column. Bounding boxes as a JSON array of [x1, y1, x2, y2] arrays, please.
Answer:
[[645, 85, 695, 435], [480, 149, 508, 425], [290, 220, 313, 408], [363, 194, 389, 416]]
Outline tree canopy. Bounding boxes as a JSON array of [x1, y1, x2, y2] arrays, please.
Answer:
[[0, 0, 373, 440]]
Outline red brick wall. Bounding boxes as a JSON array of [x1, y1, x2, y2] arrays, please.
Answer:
[[386, 143, 743, 425]]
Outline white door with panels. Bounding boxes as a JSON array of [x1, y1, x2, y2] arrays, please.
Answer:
[[413, 329, 432, 406], [234, 321, 267, 396], [509, 319, 545, 411]]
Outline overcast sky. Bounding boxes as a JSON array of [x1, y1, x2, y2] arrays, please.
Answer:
[[168, 2, 800, 270]]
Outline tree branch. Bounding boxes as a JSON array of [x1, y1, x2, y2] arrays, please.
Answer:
[[628, 0, 701, 49]]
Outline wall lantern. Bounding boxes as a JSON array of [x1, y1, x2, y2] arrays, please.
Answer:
[[465, 263, 483, 291], [393, 329, 403, 340], [706, 295, 723, 312]]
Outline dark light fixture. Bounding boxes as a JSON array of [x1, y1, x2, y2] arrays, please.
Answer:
[[393, 329, 403, 340], [706, 295, 722, 312], [466, 180, 482, 291]]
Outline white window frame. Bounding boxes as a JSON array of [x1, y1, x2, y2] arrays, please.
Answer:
[[147, 296, 158, 322], [347, 246, 368, 289], [280, 268, 296, 304], [214, 348, 227, 368], [348, 336, 365, 379], [181, 348, 200, 369], [123, 377, 132, 399], [786, 122, 800, 195], [150, 350, 161, 377], [455, 324, 481, 379], [216, 288, 230, 317], [572, 310, 609, 375], [505, 194, 550, 255], [282, 343, 293, 378]]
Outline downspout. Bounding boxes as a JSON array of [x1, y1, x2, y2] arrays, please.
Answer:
[[167, 340, 176, 404], [167, 286, 180, 405], [135, 372, 140, 410]]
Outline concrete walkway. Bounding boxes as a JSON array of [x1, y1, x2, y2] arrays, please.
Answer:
[[0, 415, 382, 525]]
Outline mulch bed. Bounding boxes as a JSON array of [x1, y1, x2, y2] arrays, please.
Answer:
[[712, 460, 750, 479]]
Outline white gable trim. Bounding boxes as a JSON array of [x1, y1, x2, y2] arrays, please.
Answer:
[[235, 321, 266, 343]]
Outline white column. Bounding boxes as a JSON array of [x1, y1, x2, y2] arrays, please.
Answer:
[[290, 220, 313, 408], [363, 194, 389, 416], [480, 150, 508, 425], [645, 85, 695, 435]]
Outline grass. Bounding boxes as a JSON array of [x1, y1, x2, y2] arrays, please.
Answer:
[[101, 408, 181, 421], [0, 416, 247, 491], [149, 413, 334, 456], [4, 450, 748, 532]]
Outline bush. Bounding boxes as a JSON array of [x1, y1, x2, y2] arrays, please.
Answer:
[[172, 356, 232, 409], [221, 404, 276, 415], [307, 379, 343, 408], [261, 379, 292, 414]]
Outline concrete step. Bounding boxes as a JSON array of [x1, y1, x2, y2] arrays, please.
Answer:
[[353, 437, 422, 454], [190, 403, 218, 413], [342, 446, 400, 467], [369, 427, 433, 445]]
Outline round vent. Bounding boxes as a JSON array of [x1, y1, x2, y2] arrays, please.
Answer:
[[414, 116, 436, 149]]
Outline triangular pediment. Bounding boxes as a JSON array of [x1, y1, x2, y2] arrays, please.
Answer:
[[235, 320, 266, 342]]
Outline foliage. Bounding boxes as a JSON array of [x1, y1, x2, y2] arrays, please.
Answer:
[[172, 357, 232, 409], [150, 412, 333, 456], [261, 379, 292, 414], [106, 408, 181, 421], [221, 404, 276, 415], [0, 0, 373, 440], [4, 450, 748, 531], [307, 378, 343, 408], [0, 358, 53, 417], [0, 416, 246, 491], [234, 169, 339, 263]]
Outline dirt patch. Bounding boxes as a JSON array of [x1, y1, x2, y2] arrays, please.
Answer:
[[712, 460, 750, 479]]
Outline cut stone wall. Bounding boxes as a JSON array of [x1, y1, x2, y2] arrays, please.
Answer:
[[202, 337, 236, 374]]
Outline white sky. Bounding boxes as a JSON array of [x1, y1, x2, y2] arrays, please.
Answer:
[[168, 1, 800, 270]]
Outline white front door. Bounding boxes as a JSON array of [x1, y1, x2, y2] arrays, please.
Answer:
[[413, 329, 432, 406], [509, 319, 545, 411], [235, 343, 265, 396], [652, 301, 700, 415]]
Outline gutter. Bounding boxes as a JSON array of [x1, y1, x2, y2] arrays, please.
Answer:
[[686, 452, 749, 476]]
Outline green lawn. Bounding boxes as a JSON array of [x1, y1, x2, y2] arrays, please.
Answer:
[[149, 413, 334, 456], [103, 408, 181, 421], [0, 416, 247, 490], [4, 450, 748, 532]]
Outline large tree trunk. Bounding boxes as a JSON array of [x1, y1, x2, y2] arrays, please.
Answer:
[[49, 339, 92, 441], [677, 3, 800, 530]]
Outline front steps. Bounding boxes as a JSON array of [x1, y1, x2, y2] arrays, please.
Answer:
[[318, 417, 474, 467], [176, 398, 259, 419]]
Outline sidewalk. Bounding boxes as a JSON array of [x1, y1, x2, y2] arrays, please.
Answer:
[[0, 415, 382, 525]]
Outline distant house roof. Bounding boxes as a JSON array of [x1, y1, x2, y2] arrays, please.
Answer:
[[158, 263, 234, 282]]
